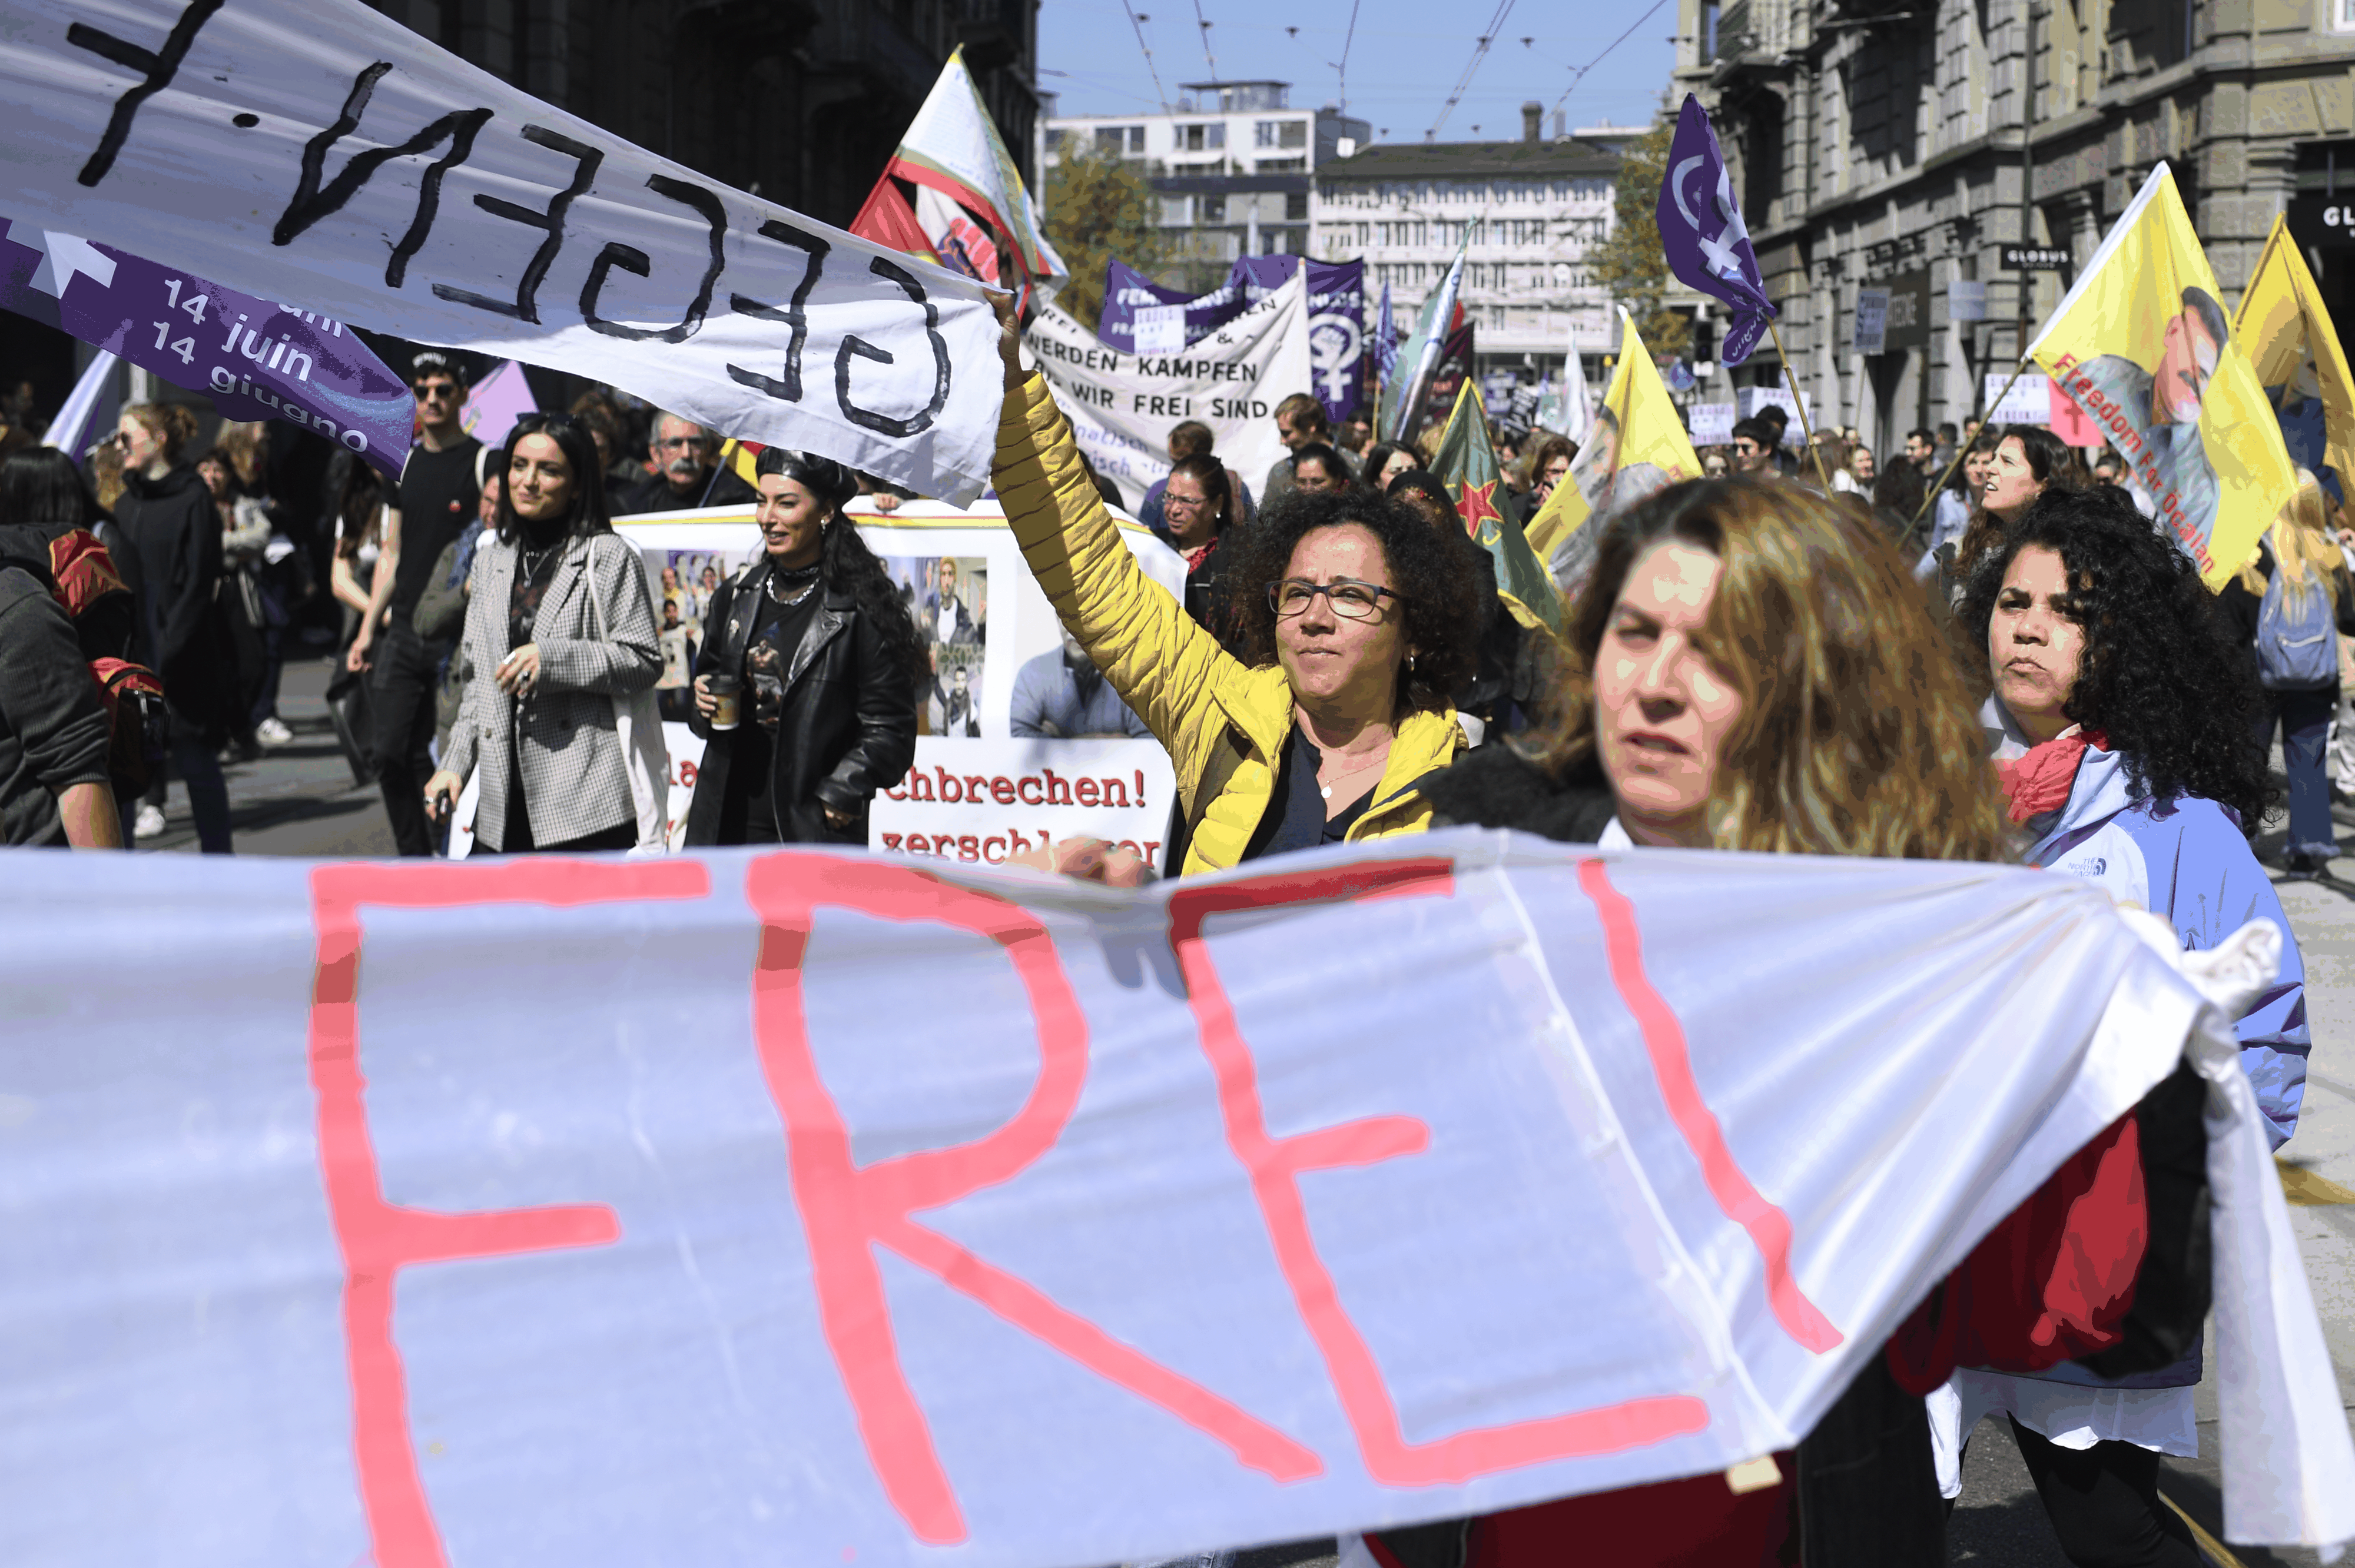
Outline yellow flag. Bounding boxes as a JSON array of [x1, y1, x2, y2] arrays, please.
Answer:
[[717, 437, 763, 491], [2031, 164, 2294, 589], [2232, 214, 2355, 507], [1524, 309, 1700, 604]]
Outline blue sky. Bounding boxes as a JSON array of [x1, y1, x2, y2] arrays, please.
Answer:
[[1036, 0, 1680, 143]]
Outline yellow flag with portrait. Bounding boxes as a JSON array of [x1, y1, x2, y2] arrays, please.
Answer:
[[2029, 163, 2294, 589], [2233, 214, 2355, 509], [1524, 310, 1700, 606]]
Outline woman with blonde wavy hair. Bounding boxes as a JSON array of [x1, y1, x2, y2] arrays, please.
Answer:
[[2222, 464, 2355, 878], [1424, 475, 2009, 860], [1409, 476, 2008, 1566]]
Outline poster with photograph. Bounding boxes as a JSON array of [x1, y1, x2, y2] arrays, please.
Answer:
[[612, 500, 1183, 857], [653, 549, 745, 722], [880, 554, 990, 737]]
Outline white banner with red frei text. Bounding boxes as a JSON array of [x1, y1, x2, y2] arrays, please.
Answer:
[[2, 834, 2347, 1565]]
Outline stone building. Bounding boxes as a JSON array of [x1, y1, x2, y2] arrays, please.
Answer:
[[1044, 82, 1372, 294], [1314, 105, 1625, 379], [359, 0, 1041, 227], [1674, 0, 2355, 450]]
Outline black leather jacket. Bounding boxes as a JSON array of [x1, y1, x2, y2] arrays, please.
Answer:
[[681, 558, 917, 845]]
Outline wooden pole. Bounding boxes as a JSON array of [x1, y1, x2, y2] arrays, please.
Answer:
[[1767, 321, 1830, 487]]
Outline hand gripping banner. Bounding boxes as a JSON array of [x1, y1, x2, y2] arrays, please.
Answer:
[[0, 832, 2349, 1566], [0, 0, 1004, 500]]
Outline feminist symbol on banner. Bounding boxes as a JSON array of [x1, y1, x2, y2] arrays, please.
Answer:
[[1658, 95, 1776, 367]]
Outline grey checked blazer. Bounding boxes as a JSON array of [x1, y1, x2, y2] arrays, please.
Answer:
[[442, 529, 661, 851]]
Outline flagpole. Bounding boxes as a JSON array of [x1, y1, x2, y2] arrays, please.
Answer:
[[1903, 352, 2032, 547], [1766, 323, 1829, 486]]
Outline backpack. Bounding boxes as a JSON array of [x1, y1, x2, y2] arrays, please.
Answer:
[[42, 527, 168, 797], [2255, 559, 2339, 690]]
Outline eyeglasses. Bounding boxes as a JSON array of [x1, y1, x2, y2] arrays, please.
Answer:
[[412, 382, 459, 402], [1163, 491, 1207, 509], [1269, 578, 1401, 620], [511, 412, 580, 436]]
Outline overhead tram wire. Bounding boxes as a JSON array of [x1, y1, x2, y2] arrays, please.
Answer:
[[1547, 0, 1671, 126], [1423, 0, 1517, 144], [1119, 0, 1172, 114], [1334, 0, 1362, 116], [1192, 0, 1218, 78]]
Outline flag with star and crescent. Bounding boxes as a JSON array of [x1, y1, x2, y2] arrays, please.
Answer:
[[1431, 378, 1563, 636]]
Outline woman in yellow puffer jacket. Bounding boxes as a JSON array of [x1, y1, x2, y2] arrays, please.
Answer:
[[991, 298, 1488, 875]]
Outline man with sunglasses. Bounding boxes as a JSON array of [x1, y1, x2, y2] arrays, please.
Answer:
[[346, 351, 482, 855]]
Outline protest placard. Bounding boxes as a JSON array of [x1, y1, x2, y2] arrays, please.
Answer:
[[1027, 271, 1311, 509], [612, 497, 1184, 857], [1687, 401, 1736, 446], [1984, 371, 2051, 426], [0, 0, 1003, 500]]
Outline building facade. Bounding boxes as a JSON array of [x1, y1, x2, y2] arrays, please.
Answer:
[[360, 0, 1041, 230], [1677, 0, 2355, 450], [1314, 106, 1623, 378], [1045, 82, 1372, 294]]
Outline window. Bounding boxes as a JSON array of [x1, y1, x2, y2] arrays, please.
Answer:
[[1094, 125, 1145, 155], [2337, 0, 2355, 28], [1279, 119, 1307, 148], [1161, 196, 1192, 226], [1201, 194, 1227, 222], [1285, 191, 1308, 221], [1178, 122, 1226, 151], [1258, 157, 1306, 172], [1044, 128, 1069, 152], [1254, 119, 1279, 147]]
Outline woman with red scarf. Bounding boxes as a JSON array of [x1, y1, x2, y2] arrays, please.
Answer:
[[1946, 484, 2308, 1568]]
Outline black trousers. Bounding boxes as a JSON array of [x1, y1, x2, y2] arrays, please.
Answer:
[[2010, 1421, 2201, 1568], [368, 623, 446, 857], [469, 788, 636, 856]]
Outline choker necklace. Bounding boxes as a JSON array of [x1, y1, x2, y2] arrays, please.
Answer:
[[767, 563, 820, 604]]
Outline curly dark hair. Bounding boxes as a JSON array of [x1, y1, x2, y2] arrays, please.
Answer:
[[1958, 484, 2272, 826], [1226, 487, 1485, 717]]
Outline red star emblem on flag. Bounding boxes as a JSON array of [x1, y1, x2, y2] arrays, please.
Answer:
[[1455, 479, 1502, 540]]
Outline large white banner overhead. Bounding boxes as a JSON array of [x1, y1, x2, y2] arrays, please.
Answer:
[[1027, 269, 1311, 509], [1, 835, 2349, 1566], [0, 0, 1003, 499]]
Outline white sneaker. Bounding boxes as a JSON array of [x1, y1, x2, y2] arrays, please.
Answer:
[[132, 804, 166, 839], [256, 716, 294, 746]]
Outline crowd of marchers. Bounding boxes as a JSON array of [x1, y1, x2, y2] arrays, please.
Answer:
[[0, 296, 2327, 1564]]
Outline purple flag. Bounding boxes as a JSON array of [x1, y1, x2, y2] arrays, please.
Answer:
[[0, 217, 411, 479], [1657, 96, 1776, 367]]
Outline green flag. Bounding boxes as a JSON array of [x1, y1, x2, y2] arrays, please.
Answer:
[[1376, 234, 1470, 442], [1430, 379, 1563, 636]]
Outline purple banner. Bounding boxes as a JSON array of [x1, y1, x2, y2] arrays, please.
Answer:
[[1656, 96, 1775, 367], [1099, 257, 1366, 425], [0, 218, 411, 479]]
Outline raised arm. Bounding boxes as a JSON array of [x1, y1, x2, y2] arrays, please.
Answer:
[[989, 300, 1246, 786]]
